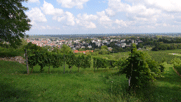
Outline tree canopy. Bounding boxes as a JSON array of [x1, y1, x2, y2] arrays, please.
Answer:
[[0, 0, 31, 48], [120, 45, 161, 89], [52, 44, 72, 54], [60, 44, 72, 54], [101, 45, 108, 50], [24, 42, 43, 51]]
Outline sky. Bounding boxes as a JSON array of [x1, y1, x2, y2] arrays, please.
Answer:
[[23, 0, 181, 35]]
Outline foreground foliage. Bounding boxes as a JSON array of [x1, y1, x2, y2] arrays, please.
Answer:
[[28, 50, 93, 73], [0, 0, 31, 48], [120, 46, 162, 89], [27, 47, 117, 73], [171, 58, 181, 75], [0, 61, 181, 102]]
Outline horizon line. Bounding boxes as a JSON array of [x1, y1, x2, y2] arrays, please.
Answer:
[[27, 33, 181, 35]]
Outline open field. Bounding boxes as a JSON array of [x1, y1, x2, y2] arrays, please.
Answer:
[[169, 53, 181, 56], [95, 49, 181, 63], [0, 60, 181, 102], [147, 49, 181, 63]]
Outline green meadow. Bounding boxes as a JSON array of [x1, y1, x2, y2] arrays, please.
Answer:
[[96, 49, 181, 64], [0, 58, 181, 102]]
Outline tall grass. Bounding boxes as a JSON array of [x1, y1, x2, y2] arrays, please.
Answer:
[[0, 59, 181, 102], [130, 63, 181, 102], [0, 60, 128, 102]]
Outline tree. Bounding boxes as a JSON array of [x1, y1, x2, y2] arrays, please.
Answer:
[[43, 46, 52, 51], [120, 46, 157, 90], [93, 57, 108, 70], [65, 52, 76, 73], [99, 49, 109, 55], [45, 52, 53, 73], [137, 43, 143, 48], [59, 44, 72, 54], [171, 58, 181, 74], [52, 46, 61, 53], [0, 0, 31, 48], [101, 45, 108, 50], [75, 54, 84, 72], [24, 42, 42, 51], [28, 50, 38, 73], [17, 38, 28, 50]]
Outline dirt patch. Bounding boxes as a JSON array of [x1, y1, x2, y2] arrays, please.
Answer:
[[0, 56, 25, 64]]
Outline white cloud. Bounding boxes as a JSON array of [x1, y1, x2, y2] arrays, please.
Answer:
[[107, 0, 161, 17], [41, 1, 64, 16], [86, 22, 96, 28], [76, 20, 96, 28], [56, 0, 89, 9], [144, 0, 181, 12], [97, 11, 113, 28], [105, 8, 115, 16], [41, 1, 75, 26], [32, 25, 61, 30], [65, 12, 75, 26], [28, 0, 40, 3], [77, 13, 98, 21], [53, 12, 75, 26], [26, 7, 47, 25], [40, 25, 61, 30], [105, 0, 172, 28], [26, 0, 181, 33], [125, 0, 181, 12], [115, 19, 129, 27], [76, 13, 97, 28]]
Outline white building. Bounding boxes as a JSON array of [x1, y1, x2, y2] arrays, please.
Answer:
[[121, 43, 126, 48], [121, 39, 126, 43], [81, 46, 85, 48], [88, 45, 92, 48]]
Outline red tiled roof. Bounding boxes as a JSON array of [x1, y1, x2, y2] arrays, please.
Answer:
[[73, 50, 93, 53], [41, 40, 48, 44]]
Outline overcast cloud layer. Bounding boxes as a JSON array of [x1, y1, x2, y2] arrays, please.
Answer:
[[24, 0, 181, 34]]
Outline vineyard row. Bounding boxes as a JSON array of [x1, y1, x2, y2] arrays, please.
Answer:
[[27, 50, 121, 73]]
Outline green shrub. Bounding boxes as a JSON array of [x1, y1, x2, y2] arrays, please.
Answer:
[[171, 58, 181, 74], [120, 45, 160, 89], [0, 47, 24, 57], [159, 64, 165, 72], [99, 49, 109, 55], [115, 57, 127, 71]]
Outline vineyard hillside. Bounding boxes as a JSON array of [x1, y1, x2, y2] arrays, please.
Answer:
[[0, 60, 181, 101]]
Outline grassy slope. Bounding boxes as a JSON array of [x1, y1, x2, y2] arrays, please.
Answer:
[[147, 49, 181, 63], [154, 63, 181, 102], [0, 60, 128, 102], [134, 63, 181, 102], [0, 60, 181, 102]]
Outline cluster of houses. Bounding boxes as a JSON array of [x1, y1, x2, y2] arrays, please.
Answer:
[[26, 38, 72, 48], [26, 37, 143, 53], [115, 39, 143, 48]]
